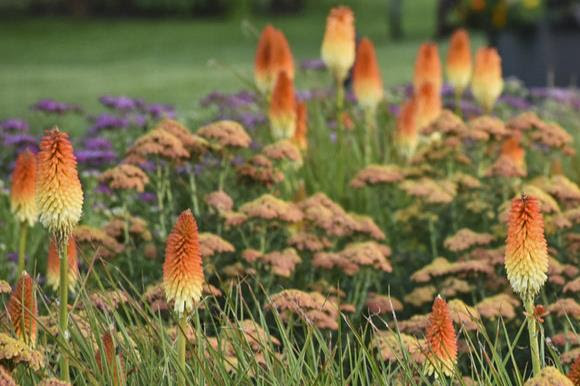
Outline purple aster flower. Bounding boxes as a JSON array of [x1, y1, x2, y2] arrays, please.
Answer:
[[388, 103, 401, 116], [139, 161, 156, 173], [441, 83, 455, 97], [96, 183, 113, 195], [130, 113, 148, 128], [90, 114, 129, 133], [300, 58, 326, 71], [238, 112, 266, 129], [32, 99, 80, 114], [499, 95, 531, 110], [99, 95, 137, 111], [6, 251, 19, 264], [4, 133, 37, 148], [194, 163, 204, 176], [84, 137, 113, 150], [75, 149, 117, 166], [0, 118, 29, 132], [138, 192, 157, 203], [147, 103, 176, 119]]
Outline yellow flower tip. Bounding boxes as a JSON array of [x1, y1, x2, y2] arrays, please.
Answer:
[[471, 47, 503, 111], [425, 295, 457, 377], [395, 98, 419, 158], [293, 101, 308, 152], [46, 236, 79, 292], [36, 128, 83, 240], [10, 149, 38, 226], [353, 37, 384, 110], [505, 195, 548, 299], [446, 28, 472, 93], [163, 209, 205, 315], [8, 271, 37, 347], [321, 6, 356, 82]]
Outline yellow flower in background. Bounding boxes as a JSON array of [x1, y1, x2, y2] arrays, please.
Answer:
[[523, 0, 540, 10]]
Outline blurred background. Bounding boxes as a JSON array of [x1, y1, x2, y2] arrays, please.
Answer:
[[0, 0, 578, 119]]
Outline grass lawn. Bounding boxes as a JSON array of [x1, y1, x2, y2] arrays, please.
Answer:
[[0, 0, 485, 120]]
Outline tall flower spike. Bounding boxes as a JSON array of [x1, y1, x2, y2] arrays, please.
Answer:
[[505, 195, 548, 299], [471, 47, 503, 113], [271, 29, 295, 83], [353, 37, 384, 111], [47, 237, 79, 292], [446, 29, 472, 95], [415, 81, 442, 130], [163, 209, 205, 314], [425, 296, 457, 377], [321, 6, 356, 83], [36, 128, 83, 241], [255, 25, 277, 94], [293, 101, 308, 152], [10, 149, 38, 227], [395, 98, 419, 159], [269, 71, 297, 141], [8, 272, 37, 347], [414, 43, 442, 95]]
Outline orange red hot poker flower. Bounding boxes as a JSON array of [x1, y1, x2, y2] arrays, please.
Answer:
[[10, 149, 38, 226], [446, 29, 472, 95], [505, 195, 548, 299], [415, 81, 442, 131], [353, 37, 384, 111], [321, 6, 355, 83], [163, 209, 205, 314], [8, 272, 37, 347], [46, 236, 79, 292], [36, 128, 83, 240], [254, 25, 294, 95], [293, 101, 308, 152], [269, 71, 297, 141], [395, 98, 419, 159], [471, 47, 503, 112], [414, 43, 442, 95], [425, 296, 457, 377]]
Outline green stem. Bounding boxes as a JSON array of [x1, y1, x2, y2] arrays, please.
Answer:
[[336, 75, 345, 111], [177, 313, 187, 386], [156, 162, 167, 238], [364, 107, 376, 165], [18, 222, 28, 273], [454, 88, 463, 118], [188, 170, 200, 217], [428, 217, 438, 258], [524, 296, 541, 376], [58, 236, 70, 382]]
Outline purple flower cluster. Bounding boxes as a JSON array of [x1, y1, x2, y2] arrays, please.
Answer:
[[32, 99, 81, 114], [201, 90, 265, 131], [0, 118, 29, 132], [75, 136, 117, 168], [300, 58, 326, 71]]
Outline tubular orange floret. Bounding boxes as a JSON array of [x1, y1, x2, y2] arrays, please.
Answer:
[[293, 101, 308, 151], [8, 272, 37, 347], [10, 149, 38, 226], [446, 29, 472, 94], [321, 6, 356, 82], [271, 29, 295, 82], [502, 134, 526, 175], [471, 47, 503, 112], [96, 331, 125, 386], [505, 195, 548, 299], [395, 98, 419, 158], [568, 354, 580, 385], [163, 209, 205, 314], [353, 37, 384, 110], [36, 128, 83, 241], [416, 81, 442, 131], [46, 236, 79, 292], [269, 71, 297, 140], [255, 25, 277, 94], [425, 296, 457, 377], [414, 43, 442, 95]]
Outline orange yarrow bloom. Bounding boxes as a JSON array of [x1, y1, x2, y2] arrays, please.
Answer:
[[10, 149, 38, 226], [395, 98, 419, 159], [471, 47, 503, 112], [446, 29, 472, 94], [293, 101, 308, 151], [414, 43, 442, 95], [8, 272, 37, 347], [416, 82, 442, 130], [353, 37, 384, 110], [163, 209, 205, 314], [46, 236, 79, 292], [269, 72, 296, 140], [505, 195, 548, 299], [254, 25, 295, 94], [426, 296, 457, 377], [321, 6, 356, 82], [36, 128, 83, 241]]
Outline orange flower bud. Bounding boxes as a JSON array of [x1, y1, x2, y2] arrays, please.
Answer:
[[96, 331, 125, 386], [426, 296, 457, 377], [293, 101, 308, 151], [36, 128, 83, 241], [505, 195, 548, 299], [446, 29, 472, 94], [415, 82, 442, 130], [8, 272, 37, 347], [254, 25, 294, 95], [501, 135, 526, 176], [414, 43, 442, 95], [471, 47, 503, 112], [163, 209, 205, 314], [10, 149, 37, 226], [321, 6, 356, 82], [353, 38, 384, 110], [269, 72, 296, 140], [395, 99, 419, 158], [46, 236, 79, 292]]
